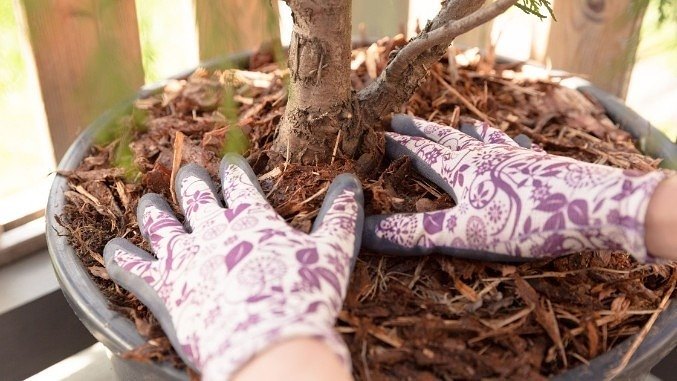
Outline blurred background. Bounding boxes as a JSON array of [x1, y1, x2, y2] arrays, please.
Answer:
[[0, 0, 674, 379], [0, 0, 675, 227]]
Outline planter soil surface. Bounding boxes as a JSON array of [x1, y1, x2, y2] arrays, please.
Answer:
[[57, 38, 675, 380]]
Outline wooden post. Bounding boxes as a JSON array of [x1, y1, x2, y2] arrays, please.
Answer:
[[195, 0, 280, 61], [541, 0, 647, 99], [16, 0, 144, 160]]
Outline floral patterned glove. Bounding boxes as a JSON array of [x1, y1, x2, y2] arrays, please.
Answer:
[[363, 115, 668, 263], [104, 154, 364, 380]]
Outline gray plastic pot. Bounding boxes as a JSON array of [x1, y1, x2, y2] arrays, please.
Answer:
[[47, 53, 676, 381]]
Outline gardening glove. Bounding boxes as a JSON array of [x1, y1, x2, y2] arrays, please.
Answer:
[[103, 153, 364, 380], [362, 114, 668, 263]]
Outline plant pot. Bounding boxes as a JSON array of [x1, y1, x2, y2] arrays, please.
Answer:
[[46, 52, 676, 381]]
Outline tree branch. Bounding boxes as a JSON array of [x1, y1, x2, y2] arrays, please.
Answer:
[[357, 0, 517, 127], [427, 0, 487, 31], [390, 0, 515, 79]]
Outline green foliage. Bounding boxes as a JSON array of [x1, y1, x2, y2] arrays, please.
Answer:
[[113, 135, 141, 182], [94, 106, 147, 145], [514, 0, 673, 24], [514, 0, 555, 21], [95, 106, 147, 181], [219, 84, 249, 156], [222, 126, 250, 156], [219, 84, 238, 122], [656, 0, 676, 23]]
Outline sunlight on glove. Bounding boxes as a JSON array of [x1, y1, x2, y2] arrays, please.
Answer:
[[104, 154, 364, 380], [363, 115, 667, 263]]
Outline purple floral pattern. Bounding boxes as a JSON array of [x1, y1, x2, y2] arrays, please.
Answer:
[[372, 116, 670, 262], [376, 213, 419, 247], [108, 163, 361, 380]]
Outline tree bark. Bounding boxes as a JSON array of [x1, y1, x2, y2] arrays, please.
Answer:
[[273, 0, 517, 169], [357, 0, 516, 129], [274, 0, 363, 165]]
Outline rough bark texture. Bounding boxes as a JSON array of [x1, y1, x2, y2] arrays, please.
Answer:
[[274, 0, 516, 168], [273, 0, 363, 165], [357, 0, 516, 129], [431, 0, 488, 29]]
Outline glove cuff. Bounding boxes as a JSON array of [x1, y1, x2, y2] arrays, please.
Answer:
[[201, 324, 350, 380], [614, 170, 669, 263]]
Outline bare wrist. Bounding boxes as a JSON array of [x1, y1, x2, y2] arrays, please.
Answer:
[[645, 174, 677, 261], [232, 337, 352, 381]]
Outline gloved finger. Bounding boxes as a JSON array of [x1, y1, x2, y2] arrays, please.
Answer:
[[512, 134, 546, 153], [512, 134, 532, 149], [137, 193, 187, 259], [104, 237, 158, 286], [362, 212, 539, 262], [220, 153, 271, 210], [310, 174, 364, 267], [103, 237, 198, 370], [175, 164, 224, 231], [391, 114, 483, 151], [531, 143, 545, 153], [386, 132, 459, 200], [460, 120, 521, 148], [362, 212, 440, 255]]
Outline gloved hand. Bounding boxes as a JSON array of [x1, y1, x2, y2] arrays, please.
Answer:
[[104, 154, 364, 380], [363, 115, 668, 263]]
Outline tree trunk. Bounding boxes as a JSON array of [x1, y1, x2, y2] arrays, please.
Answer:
[[357, 0, 488, 129], [273, 0, 517, 170], [274, 0, 366, 165]]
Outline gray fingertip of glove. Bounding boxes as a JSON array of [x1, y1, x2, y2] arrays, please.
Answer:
[[312, 173, 365, 233], [219, 153, 266, 197], [459, 123, 484, 141], [512, 134, 533, 149], [384, 132, 411, 160], [175, 163, 223, 209], [313, 173, 365, 270], [361, 218, 543, 262], [104, 237, 156, 267], [391, 114, 428, 138], [103, 238, 198, 371], [102, 239, 153, 306], [313, 173, 364, 229], [136, 193, 182, 240]]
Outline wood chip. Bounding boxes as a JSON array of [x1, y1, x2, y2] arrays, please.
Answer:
[[604, 273, 676, 380], [258, 167, 282, 181], [170, 131, 185, 205], [88, 266, 110, 280], [454, 277, 479, 302]]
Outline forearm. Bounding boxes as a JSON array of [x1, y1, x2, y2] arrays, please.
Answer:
[[645, 175, 677, 261], [233, 338, 353, 381]]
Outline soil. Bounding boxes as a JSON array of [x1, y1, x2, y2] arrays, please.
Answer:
[[58, 37, 675, 380]]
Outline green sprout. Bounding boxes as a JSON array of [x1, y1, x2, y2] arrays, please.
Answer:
[[95, 105, 147, 182], [219, 83, 249, 156]]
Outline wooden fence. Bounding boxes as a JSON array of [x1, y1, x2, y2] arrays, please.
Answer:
[[15, 0, 647, 161]]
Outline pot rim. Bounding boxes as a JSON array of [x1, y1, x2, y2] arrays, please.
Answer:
[[46, 51, 676, 380]]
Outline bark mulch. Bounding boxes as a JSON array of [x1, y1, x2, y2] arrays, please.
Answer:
[[57, 37, 674, 380]]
